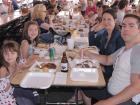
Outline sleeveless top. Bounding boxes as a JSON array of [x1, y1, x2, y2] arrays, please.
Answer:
[[19, 42, 34, 64], [0, 75, 16, 105]]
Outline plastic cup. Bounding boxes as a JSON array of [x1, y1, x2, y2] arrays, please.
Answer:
[[67, 38, 74, 50]]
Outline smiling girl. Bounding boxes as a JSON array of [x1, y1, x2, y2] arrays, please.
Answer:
[[0, 40, 20, 105], [20, 21, 39, 60]]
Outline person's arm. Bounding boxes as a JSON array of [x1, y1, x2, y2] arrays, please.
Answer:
[[95, 46, 140, 105], [94, 74, 140, 105], [83, 50, 113, 66], [40, 22, 50, 30], [0, 67, 11, 92], [20, 40, 30, 59]]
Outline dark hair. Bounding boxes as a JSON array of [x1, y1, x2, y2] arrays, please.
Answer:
[[0, 40, 20, 69], [123, 14, 140, 28], [111, 0, 119, 8], [96, 1, 103, 8], [118, 0, 128, 10], [102, 5, 109, 12], [22, 21, 40, 45], [102, 8, 117, 19], [33, 1, 42, 6]]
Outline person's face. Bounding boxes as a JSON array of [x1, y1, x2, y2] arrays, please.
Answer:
[[41, 7, 47, 17], [121, 17, 140, 42], [28, 24, 38, 41], [102, 13, 115, 30], [4, 49, 18, 65], [97, 7, 102, 16]]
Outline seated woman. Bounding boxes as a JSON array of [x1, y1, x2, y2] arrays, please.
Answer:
[[89, 8, 125, 80], [82, 8, 125, 105], [32, 4, 55, 43]]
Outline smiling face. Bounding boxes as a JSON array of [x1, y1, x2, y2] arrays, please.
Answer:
[[40, 6, 47, 20], [121, 17, 140, 43], [3, 49, 18, 65], [102, 13, 115, 31], [28, 24, 38, 41]]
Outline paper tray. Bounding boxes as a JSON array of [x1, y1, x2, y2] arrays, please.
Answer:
[[20, 72, 54, 89], [70, 68, 98, 82]]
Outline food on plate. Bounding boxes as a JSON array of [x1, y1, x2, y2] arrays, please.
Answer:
[[37, 43, 48, 48], [41, 63, 56, 69], [76, 60, 98, 68], [36, 63, 57, 72]]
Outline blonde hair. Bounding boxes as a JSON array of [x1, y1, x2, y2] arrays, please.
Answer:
[[32, 4, 47, 21]]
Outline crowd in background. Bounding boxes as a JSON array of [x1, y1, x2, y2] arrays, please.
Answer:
[[0, 0, 140, 105]]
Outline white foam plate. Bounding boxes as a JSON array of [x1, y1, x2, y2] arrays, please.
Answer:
[[70, 68, 98, 82], [20, 72, 54, 89]]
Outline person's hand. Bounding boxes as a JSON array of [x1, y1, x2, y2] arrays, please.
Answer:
[[82, 49, 92, 58]]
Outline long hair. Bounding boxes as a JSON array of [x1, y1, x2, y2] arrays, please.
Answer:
[[31, 4, 47, 21], [0, 40, 20, 70], [22, 21, 40, 45], [102, 8, 117, 20]]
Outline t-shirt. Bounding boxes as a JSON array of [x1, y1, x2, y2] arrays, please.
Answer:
[[108, 44, 140, 104]]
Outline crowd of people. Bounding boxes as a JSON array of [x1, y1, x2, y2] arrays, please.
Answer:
[[0, 0, 140, 105]]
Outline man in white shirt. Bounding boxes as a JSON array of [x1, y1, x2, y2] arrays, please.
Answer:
[[83, 14, 140, 105]]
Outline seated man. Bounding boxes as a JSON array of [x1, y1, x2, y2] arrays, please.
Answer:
[[82, 14, 140, 105]]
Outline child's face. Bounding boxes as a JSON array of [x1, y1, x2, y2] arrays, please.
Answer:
[[28, 25, 38, 41], [3, 49, 18, 65]]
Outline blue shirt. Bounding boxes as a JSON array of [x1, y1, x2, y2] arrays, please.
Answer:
[[35, 17, 49, 34], [88, 28, 125, 79]]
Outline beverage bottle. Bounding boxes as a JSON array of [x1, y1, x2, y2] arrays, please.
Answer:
[[61, 52, 68, 72], [69, 12, 72, 19], [49, 47, 55, 61]]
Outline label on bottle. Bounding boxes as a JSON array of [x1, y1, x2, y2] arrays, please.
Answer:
[[61, 63, 68, 72]]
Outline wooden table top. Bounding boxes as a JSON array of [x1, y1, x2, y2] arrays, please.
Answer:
[[10, 49, 106, 88]]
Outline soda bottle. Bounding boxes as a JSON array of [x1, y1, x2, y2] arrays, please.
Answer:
[[61, 52, 68, 72], [49, 47, 55, 61]]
